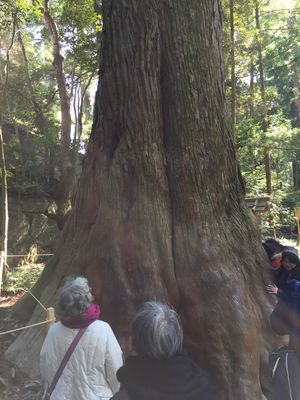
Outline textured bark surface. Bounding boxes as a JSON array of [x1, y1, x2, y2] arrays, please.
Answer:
[[7, 1, 280, 399]]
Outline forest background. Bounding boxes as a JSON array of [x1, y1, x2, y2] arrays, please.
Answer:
[[0, 0, 300, 290]]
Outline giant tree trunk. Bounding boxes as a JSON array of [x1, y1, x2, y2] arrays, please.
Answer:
[[7, 1, 278, 398]]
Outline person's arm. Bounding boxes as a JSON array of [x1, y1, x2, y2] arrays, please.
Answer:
[[105, 326, 123, 394]]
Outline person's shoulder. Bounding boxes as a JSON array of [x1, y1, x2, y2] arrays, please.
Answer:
[[43, 322, 66, 346], [88, 320, 113, 334], [47, 321, 64, 334]]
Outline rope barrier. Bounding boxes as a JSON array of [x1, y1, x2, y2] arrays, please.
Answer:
[[0, 291, 55, 338], [0, 318, 55, 337], [25, 289, 47, 312], [6, 254, 53, 258]]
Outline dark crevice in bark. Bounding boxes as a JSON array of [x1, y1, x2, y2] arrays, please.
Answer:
[[159, 5, 177, 286], [109, 122, 123, 159], [160, 79, 177, 285]]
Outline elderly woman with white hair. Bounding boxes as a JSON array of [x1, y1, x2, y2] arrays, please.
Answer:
[[40, 277, 123, 400], [111, 301, 216, 400]]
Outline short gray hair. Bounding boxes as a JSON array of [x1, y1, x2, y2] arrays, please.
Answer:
[[132, 302, 183, 359], [57, 277, 93, 319]]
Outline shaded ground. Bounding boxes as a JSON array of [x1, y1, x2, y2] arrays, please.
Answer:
[[0, 294, 44, 400]]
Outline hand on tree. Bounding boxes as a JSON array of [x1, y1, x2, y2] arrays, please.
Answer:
[[266, 284, 278, 295]]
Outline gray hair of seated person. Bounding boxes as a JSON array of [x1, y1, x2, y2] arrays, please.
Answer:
[[56, 276, 93, 320], [132, 301, 183, 359]]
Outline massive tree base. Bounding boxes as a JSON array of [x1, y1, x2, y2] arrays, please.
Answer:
[[6, 1, 281, 399]]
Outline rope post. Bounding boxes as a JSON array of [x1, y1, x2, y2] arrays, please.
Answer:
[[47, 307, 56, 329]]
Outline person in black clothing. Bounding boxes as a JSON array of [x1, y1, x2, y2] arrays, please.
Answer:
[[271, 279, 300, 352], [263, 239, 287, 295], [269, 279, 300, 399], [282, 247, 300, 280], [266, 245, 300, 295], [110, 302, 216, 400], [263, 239, 284, 271]]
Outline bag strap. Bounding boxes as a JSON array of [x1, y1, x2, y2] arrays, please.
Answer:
[[45, 326, 88, 399]]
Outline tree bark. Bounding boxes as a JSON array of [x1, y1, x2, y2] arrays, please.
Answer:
[[7, 1, 279, 399]]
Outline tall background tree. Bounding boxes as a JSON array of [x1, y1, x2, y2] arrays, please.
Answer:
[[6, 1, 277, 399], [0, 0, 100, 296], [0, 0, 17, 295], [223, 0, 300, 234], [0, 0, 99, 229]]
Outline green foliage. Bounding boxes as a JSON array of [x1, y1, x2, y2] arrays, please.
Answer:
[[0, 0, 101, 196], [223, 0, 300, 234], [43, 0, 101, 73], [2, 262, 44, 294], [0, 0, 37, 32]]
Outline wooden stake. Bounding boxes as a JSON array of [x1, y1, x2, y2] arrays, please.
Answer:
[[47, 307, 56, 329]]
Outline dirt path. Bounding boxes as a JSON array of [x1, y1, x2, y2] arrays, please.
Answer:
[[0, 294, 43, 400]]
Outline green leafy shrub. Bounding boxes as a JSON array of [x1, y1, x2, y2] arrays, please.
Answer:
[[2, 262, 44, 294]]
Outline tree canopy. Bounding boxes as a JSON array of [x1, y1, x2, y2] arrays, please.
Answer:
[[222, 0, 300, 233]]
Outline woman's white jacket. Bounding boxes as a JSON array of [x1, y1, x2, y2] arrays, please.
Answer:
[[40, 320, 123, 400]]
